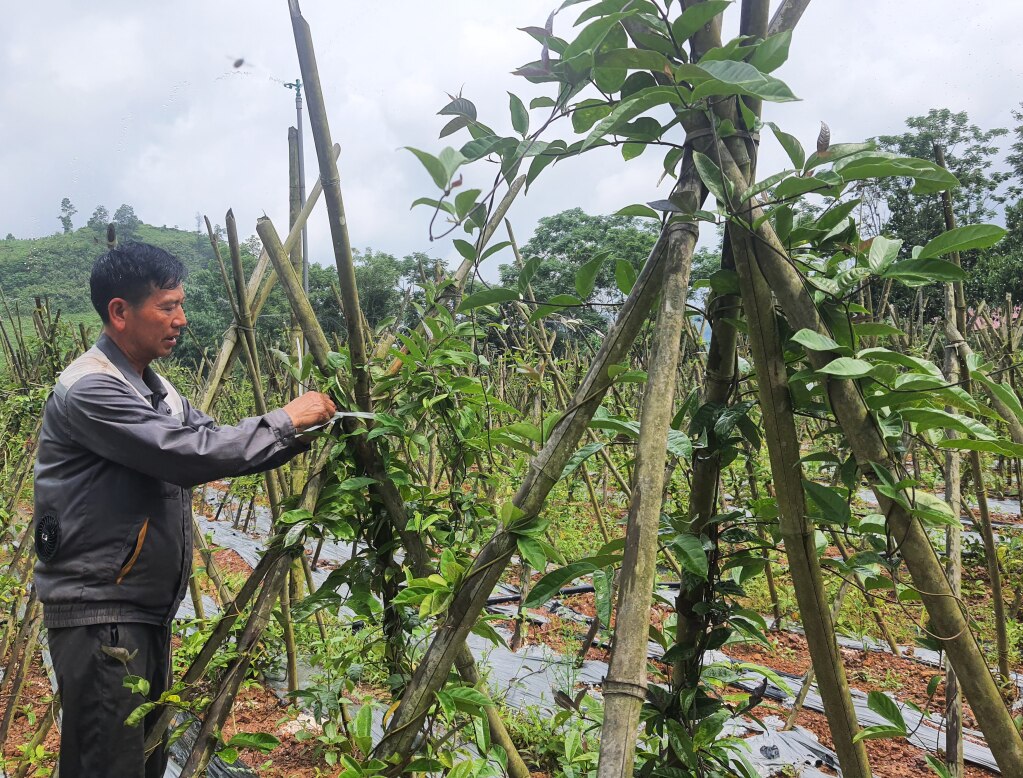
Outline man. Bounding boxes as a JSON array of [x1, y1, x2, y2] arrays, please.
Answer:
[[33, 241, 336, 777]]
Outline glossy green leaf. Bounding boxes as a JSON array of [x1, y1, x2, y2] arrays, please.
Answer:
[[816, 357, 877, 379], [749, 30, 792, 73], [615, 203, 660, 219], [834, 153, 958, 194], [672, 534, 709, 579], [693, 151, 729, 204], [523, 554, 623, 607], [790, 328, 843, 353], [226, 732, 281, 754], [457, 287, 520, 312], [581, 87, 686, 150], [866, 235, 902, 273], [802, 480, 851, 524], [766, 122, 805, 170], [917, 224, 1006, 260], [517, 257, 542, 293], [575, 250, 611, 298], [671, 0, 731, 46], [508, 92, 529, 136], [880, 258, 966, 285], [616, 258, 637, 295], [405, 147, 450, 190]]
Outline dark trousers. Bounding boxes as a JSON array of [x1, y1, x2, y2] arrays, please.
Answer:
[[48, 622, 171, 778]]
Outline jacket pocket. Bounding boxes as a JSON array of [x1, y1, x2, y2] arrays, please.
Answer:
[[116, 518, 150, 584]]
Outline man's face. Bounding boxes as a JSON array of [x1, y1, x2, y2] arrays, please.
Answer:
[[121, 284, 188, 366]]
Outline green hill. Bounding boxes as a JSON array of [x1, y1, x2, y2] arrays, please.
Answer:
[[0, 223, 216, 317]]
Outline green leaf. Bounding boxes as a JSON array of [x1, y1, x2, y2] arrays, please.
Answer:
[[790, 328, 844, 353], [405, 147, 449, 190], [522, 554, 623, 607], [560, 441, 605, 480], [217, 746, 239, 764], [834, 153, 958, 195], [517, 536, 548, 571], [853, 322, 903, 339], [802, 480, 851, 524], [816, 357, 878, 379], [749, 30, 792, 73], [615, 203, 660, 219], [899, 408, 996, 439], [581, 87, 686, 151], [666, 429, 693, 460], [671, 0, 731, 45], [508, 92, 529, 136], [866, 235, 902, 273], [226, 732, 281, 754], [866, 691, 907, 731], [575, 250, 611, 298], [457, 287, 520, 312], [596, 48, 671, 73], [917, 224, 1006, 260], [615, 258, 638, 295], [517, 257, 542, 293], [853, 725, 909, 743], [880, 258, 966, 285], [471, 618, 509, 648], [672, 534, 708, 579], [938, 437, 1023, 458], [689, 59, 797, 102], [693, 151, 729, 204], [354, 702, 374, 757], [973, 371, 1023, 424], [766, 122, 805, 170]]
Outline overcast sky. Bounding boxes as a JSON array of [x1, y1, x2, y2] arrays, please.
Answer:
[[2, 1, 1020, 278]]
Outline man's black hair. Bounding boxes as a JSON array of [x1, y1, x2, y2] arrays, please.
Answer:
[[90, 241, 187, 323]]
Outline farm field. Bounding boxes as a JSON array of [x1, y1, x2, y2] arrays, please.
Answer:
[[3, 1, 1023, 777]]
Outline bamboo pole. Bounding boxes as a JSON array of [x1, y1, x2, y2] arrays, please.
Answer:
[[736, 186, 1023, 772], [258, 215, 529, 777], [731, 226, 870, 776], [197, 145, 339, 413], [936, 142, 966, 777], [373, 214, 688, 763], [597, 221, 697, 778]]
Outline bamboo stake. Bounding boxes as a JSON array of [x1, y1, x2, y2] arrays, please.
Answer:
[[0, 595, 42, 746], [597, 221, 698, 778], [731, 226, 871, 776], [374, 215, 687, 763], [783, 577, 852, 730], [738, 187, 1023, 772], [936, 142, 965, 777], [197, 145, 340, 413], [258, 215, 529, 777]]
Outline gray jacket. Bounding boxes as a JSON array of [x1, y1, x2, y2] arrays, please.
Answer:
[[34, 334, 305, 629]]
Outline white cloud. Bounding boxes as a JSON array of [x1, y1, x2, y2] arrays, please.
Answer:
[[1, 0, 1020, 264]]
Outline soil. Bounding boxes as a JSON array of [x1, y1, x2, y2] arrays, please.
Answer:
[[219, 682, 327, 776], [763, 703, 997, 778], [0, 652, 60, 775]]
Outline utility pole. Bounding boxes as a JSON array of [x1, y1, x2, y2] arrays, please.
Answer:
[[284, 78, 309, 294]]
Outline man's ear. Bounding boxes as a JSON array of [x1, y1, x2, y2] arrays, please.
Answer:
[[107, 298, 131, 332]]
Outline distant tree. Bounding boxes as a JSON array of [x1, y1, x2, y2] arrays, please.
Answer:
[[5, 233, 14, 241], [58, 198, 77, 234], [870, 109, 1007, 252], [112, 204, 141, 241], [495, 208, 659, 339], [87, 206, 110, 231], [859, 109, 1009, 315]]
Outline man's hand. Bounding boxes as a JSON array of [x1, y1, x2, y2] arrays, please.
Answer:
[[282, 392, 337, 431]]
